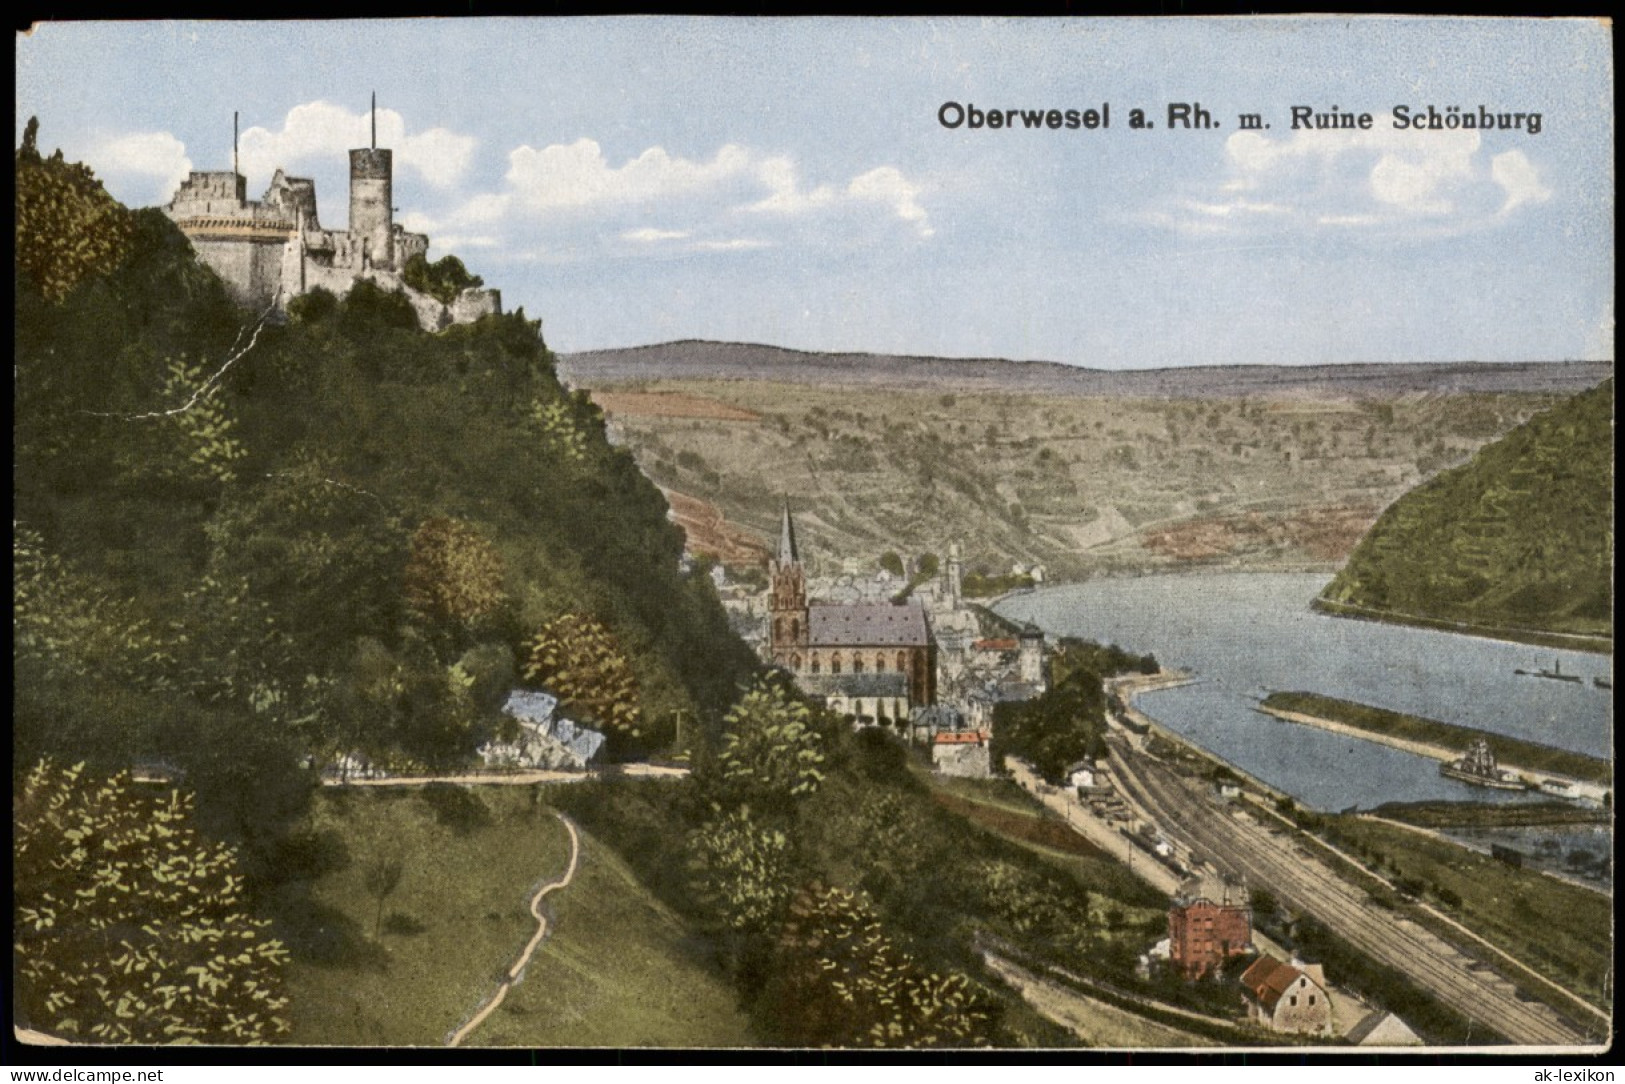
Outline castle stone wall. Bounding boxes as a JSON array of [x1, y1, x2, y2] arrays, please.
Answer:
[[191, 235, 287, 309], [264, 170, 321, 231], [169, 171, 248, 217], [452, 287, 502, 324], [395, 229, 429, 267]]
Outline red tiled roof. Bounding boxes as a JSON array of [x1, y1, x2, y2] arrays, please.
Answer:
[[933, 731, 984, 744], [1240, 955, 1304, 1012]]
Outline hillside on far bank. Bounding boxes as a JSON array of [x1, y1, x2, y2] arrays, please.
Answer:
[[554, 340, 1608, 583], [560, 340, 1613, 400], [1318, 379, 1613, 650]]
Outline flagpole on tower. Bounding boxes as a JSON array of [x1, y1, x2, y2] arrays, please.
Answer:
[[371, 91, 376, 150], [233, 111, 239, 175]]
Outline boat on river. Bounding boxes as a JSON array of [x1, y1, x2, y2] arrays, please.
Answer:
[[1439, 739, 1529, 791], [1514, 658, 1583, 683]]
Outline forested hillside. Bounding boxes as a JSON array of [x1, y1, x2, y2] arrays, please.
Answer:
[[1318, 379, 1613, 647], [12, 130, 1334, 1049], [14, 127, 760, 870]]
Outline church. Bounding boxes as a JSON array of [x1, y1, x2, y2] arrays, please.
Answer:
[[767, 506, 936, 727]]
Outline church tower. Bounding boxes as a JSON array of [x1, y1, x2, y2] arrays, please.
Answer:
[[767, 502, 809, 668], [1018, 621, 1046, 689]]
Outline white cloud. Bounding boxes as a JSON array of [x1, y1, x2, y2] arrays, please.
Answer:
[[694, 238, 771, 252], [1316, 213, 1382, 228], [432, 234, 500, 250], [847, 167, 933, 238], [505, 139, 753, 212], [622, 227, 691, 243], [747, 156, 837, 214], [95, 130, 191, 200], [1491, 150, 1552, 214], [418, 137, 934, 258], [1185, 198, 1289, 218], [399, 126, 478, 189], [1150, 124, 1550, 239], [238, 101, 475, 189]]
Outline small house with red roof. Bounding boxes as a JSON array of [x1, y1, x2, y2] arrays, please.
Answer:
[[1240, 954, 1332, 1036], [932, 729, 991, 778]]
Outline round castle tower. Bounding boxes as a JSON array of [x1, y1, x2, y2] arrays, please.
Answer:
[[348, 148, 394, 270]]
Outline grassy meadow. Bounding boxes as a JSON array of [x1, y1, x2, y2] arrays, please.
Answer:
[[279, 783, 748, 1047]]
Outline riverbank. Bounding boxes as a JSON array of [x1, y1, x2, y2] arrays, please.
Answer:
[[1108, 671, 1292, 809], [1369, 800, 1609, 830], [1257, 691, 1611, 797], [1311, 598, 1613, 656]]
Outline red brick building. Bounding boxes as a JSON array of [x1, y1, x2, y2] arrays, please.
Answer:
[[1168, 897, 1252, 979]]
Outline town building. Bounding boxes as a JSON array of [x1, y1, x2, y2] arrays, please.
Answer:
[[1240, 954, 1333, 1036], [476, 690, 604, 771], [163, 99, 500, 330], [1344, 1010, 1424, 1047], [931, 730, 991, 778], [767, 505, 936, 725], [1167, 896, 1253, 980]]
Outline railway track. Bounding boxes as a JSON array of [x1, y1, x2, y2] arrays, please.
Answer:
[[1107, 738, 1597, 1047]]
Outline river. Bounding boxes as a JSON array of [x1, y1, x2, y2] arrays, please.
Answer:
[[995, 573, 1613, 813]]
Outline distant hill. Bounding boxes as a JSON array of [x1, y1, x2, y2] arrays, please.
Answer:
[[1318, 379, 1614, 650], [560, 339, 1613, 400]]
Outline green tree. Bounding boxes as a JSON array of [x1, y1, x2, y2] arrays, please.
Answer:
[[714, 679, 827, 810], [522, 612, 643, 739], [364, 857, 405, 939], [14, 762, 291, 1044], [879, 551, 905, 577], [990, 666, 1106, 782], [688, 808, 796, 933], [158, 353, 249, 485], [531, 396, 591, 464], [757, 884, 996, 1048], [401, 251, 484, 305], [402, 516, 508, 636], [15, 118, 136, 301]]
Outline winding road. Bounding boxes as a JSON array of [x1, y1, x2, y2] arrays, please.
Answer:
[[447, 812, 582, 1047]]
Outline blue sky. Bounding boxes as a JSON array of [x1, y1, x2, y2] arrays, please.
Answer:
[[16, 17, 1614, 367]]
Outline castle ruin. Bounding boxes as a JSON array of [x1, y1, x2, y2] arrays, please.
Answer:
[[163, 101, 500, 331]]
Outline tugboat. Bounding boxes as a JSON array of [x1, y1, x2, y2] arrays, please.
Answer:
[[1439, 739, 1529, 791]]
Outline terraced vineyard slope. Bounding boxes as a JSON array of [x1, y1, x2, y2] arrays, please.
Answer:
[[1318, 380, 1613, 649]]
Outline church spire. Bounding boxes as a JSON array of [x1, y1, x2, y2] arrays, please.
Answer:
[[777, 501, 800, 566]]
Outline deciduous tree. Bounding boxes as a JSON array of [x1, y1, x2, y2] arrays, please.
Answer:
[[14, 762, 291, 1044], [402, 516, 507, 635], [688, 808, 796, 933], [15, 119, 135, 302], [522, 612, 643, 737], [758, 884, 995, 1048], [714, 679, 826, 810]]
